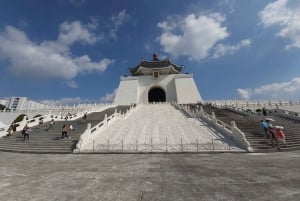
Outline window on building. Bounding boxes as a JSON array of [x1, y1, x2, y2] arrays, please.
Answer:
[[153, 71, 159, 79]]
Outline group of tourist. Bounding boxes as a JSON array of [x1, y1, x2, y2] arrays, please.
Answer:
[[18, 117, 75, 141], [7, 123, 17, 136], [7, 112, 89, 141], [260, 118, 286, 150]]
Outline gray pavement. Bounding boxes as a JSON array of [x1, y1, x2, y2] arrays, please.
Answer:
[[0, 152, 300, 201]]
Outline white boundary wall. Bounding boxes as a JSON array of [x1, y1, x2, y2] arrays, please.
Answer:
[[207, 100, 300, 112]]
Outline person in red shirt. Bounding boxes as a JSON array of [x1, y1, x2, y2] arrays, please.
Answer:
[[275, 127, 286, 146]]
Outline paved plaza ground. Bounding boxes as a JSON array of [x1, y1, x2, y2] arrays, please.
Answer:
[[0, 151, 300, 201]]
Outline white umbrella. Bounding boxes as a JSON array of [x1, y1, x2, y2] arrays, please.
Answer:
[[274, 126, 284, 130], [265, 118, 275, 121]]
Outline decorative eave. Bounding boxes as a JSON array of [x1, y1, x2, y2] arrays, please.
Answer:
[[129, 58, 183, 76]]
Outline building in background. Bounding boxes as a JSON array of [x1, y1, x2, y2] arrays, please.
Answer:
[[5, 97, 48, 110], [114, 55, 202, 105], [6, 97, 27, 110]]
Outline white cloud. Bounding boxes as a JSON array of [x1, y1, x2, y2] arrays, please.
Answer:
[[212, 39, 251, 58], [0, 24, 114, 84], [237, 78, 300, 100], [58, 21, 100, 45], [259, 0, 300, 49], [39, 89, 117, 106], [110, 9, 130, 38], [157, 13, 249, 61], [236, 88, 252, 100], [87, 17, 99, 30], [65, 80, 78, 88], [19, 19, 28, 27], [100, 89, 117, 103], [74, 55, 114, 73]]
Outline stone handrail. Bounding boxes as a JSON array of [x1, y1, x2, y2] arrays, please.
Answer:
[[74, 104, 138, 153], [176, 103, 253, 152], [223, 105, 300, 122], [223, 105, 252, 116], [0, 103, 115, 126], [206, 100, 300, 107], [273, 109, 300, 122], [0, 104, 116, 137]]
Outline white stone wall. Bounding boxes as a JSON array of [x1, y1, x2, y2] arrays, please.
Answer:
[[175, 76, 202, 104], [114, 77, 139, 105], [114, 74, 202, 105]]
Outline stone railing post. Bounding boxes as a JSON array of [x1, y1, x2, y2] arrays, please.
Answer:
[[230, 120, 253, 152], [87, 123, 91, 132], [231, 121, 236, 128], [211, 112, 217, 125], [104, 114, 108, 126]]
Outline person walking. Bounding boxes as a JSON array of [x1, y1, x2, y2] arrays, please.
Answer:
[[269, 127, 277, 148], [7, 124, 13, 136], [69, 124, 74, 131], [266, 119, 273, 130], [260, 120, 269, 138], [48, 119, 55, 131], [61, 124, 69, 139], [22, 124, 31, 141], [12, 123, 17, 136], [39, 118, 44, 125], [82, 112, 87, 122], [68, 124, 73, 139], [275, 127, 287, 150]]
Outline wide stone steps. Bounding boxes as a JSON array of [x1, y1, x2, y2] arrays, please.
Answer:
[[202, 104, 300, 152], [0, 106, 130, 154], [0, 147, 74, 154]]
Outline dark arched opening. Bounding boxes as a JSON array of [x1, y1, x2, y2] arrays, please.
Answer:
[[148, 87, 166, 103]]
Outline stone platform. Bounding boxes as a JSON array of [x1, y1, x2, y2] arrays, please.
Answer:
[[0, 151, 299, 201]]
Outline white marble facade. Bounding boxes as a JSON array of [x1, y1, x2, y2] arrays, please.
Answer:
[[114, 73, 202, 105]]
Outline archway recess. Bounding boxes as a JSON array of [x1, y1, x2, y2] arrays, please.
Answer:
[[148, 87, 166, 103]]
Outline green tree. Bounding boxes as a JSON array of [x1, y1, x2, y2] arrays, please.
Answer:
[[0, 104, 6, 110], [13, 114, 27, 123]]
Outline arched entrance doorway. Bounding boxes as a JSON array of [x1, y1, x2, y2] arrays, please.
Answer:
[[148, 87, 166, 103]]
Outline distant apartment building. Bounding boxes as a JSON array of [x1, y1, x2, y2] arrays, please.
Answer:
[[6, 97, 48, 110], [6, 97, 27, 110]]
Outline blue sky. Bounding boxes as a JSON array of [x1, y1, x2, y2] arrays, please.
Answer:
[[0, 0, 300, 105]]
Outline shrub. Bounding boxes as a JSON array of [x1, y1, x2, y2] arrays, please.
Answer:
[[246, 109, 253, 114], [33, 114, 42, 118], [0, 104, 6, 110], [13, 114, 27, 123]]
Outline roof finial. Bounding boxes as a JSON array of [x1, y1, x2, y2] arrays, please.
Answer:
[[153, 53, 159, 61]]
